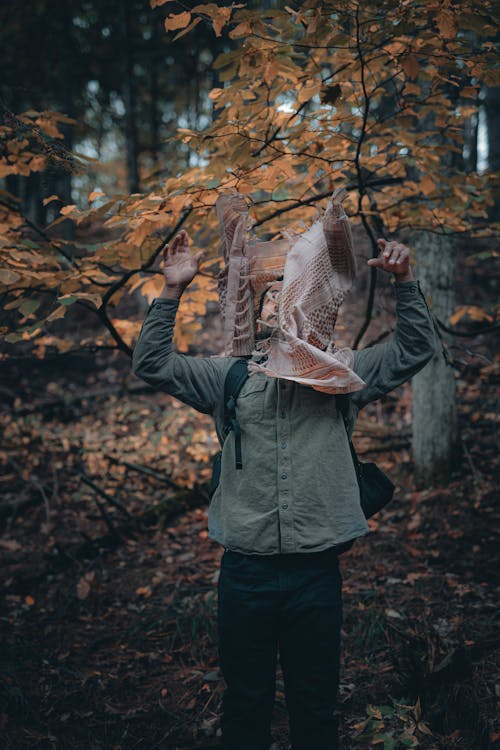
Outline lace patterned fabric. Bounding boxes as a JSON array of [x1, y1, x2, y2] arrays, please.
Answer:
[[216, 188, 366, 394]]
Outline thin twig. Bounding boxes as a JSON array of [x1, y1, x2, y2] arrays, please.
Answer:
[[104, 455, 181, 491], [79, 472, 132, 519]]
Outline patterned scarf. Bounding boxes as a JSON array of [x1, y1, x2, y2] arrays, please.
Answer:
[[216, 188, 365, 394]]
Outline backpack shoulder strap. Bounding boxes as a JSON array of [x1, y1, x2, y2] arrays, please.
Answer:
[[223, 359, 250, 469]]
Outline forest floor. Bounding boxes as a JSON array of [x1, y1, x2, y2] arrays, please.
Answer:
[[1, 267, 499, 750]]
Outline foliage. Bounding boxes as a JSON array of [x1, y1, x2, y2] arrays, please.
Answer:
[[350, 698, 430, 748], [1, 0, 499, 361]]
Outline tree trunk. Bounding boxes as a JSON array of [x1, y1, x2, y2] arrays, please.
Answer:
[[411, 232, 461, 485], [484, 85, 500, 221], [121, 0, 140, 193]]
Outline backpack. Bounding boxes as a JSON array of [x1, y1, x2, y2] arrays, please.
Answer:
[[208, 359, 250, 499]]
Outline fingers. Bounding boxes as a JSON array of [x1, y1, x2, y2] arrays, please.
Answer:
[[171, 230, 189, 254], [163, 230, 190, 260], [368, 240, 411, 273]]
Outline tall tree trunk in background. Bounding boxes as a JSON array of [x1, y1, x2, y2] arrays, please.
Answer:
[[57, 0, 74, 239], [121, 0, 140, 193], [149, 14, 159, 173], [463, 107, 478, 174], [484, 85, 500, 221], [411, 233, 461, 484]]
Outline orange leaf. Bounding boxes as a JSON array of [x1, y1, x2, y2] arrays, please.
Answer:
[[419, 175, 435, 195], [401, 53, 419, 81], [229, 20, 252, 39], [89, 190, 105, 202], [164, 11, 191, 31], [192, 4, 232, 36], [42, 194, 60, 206], [60, 204, 77, 216], [435, 9, 456, 39], [173, 16, 202, 41]]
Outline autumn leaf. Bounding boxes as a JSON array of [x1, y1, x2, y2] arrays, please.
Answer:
[[59, 204, 77, 216], [42, 194, 61, 206], [435, 9, 456, 39], [164, 11, 191, 32], [0, 269, 21, 285], [320, 83, 341, 105], [419, 175, 435, 195], [229, 20, 252, 39], [449, 306, 494, 325], [192, 4, 233, 37], [401, 53, 419, 81], [173, 17, 202, 41], [89, 190, 105, 202]]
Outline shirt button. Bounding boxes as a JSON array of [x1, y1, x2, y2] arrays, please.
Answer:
[[281, 473, 288, 480], [280, 411, 286, 419], [281, 503, 288, 510], [281, 441, 287, 449]]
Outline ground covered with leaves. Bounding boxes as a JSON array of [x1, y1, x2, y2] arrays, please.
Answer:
[[1, 286, 499, 749]]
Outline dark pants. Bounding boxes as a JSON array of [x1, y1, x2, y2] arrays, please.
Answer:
[[217, 548, 343, 750]]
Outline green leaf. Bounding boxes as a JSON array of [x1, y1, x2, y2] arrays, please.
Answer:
[[58, 295, 78, 306], [399, 733, 418, 747], [19, 299, 40, 316], [0, 269, 21, 284]]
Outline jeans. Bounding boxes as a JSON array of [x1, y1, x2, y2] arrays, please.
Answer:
[[217, 548, 343, 750]]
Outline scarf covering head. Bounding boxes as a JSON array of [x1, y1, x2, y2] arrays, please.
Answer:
[[216, 188, 366, 394]]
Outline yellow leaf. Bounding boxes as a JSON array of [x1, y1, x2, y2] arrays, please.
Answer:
[[110, 318, 142, 345], [449, 306, 493, 326], [164, 11, 191, 31], [141, 276, 165, 303]]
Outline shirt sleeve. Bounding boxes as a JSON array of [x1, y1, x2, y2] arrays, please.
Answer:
[[131, 297, 233, 415], [351, 280, 437, 409]]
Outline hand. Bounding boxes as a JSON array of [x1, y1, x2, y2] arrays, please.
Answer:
[[367, 239, 414, 282], [160, 230, 202, 299]]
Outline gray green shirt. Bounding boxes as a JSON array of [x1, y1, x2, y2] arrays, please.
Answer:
[[132, 280, 436, 554]]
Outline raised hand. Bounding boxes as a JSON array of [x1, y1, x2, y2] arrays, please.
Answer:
[[160, 230, 202, 299], [367, 239, 414, 282]]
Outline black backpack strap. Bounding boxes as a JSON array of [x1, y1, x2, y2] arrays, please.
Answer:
[[223, 359, 250, 470]]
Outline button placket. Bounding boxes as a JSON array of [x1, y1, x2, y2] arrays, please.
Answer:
[[277, 380, 294, 552]]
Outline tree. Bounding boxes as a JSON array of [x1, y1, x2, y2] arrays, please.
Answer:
[[1, 0, 498, 480], [411, 232, 460, 483]]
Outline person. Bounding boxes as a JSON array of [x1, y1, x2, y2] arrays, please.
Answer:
[[132, 203, 436, 749]]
